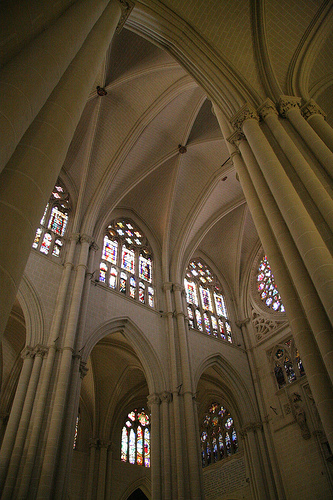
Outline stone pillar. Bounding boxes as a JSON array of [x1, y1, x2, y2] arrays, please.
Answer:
[[105, 443, 115, 499], [240, 424, 268, 499], [163, 282, 185, 499], [160, 391, 172, 500], [147, 393, 161, 500], [97, 441, 111, 499], [2, 345, 47, 499], [302, 99, 333, 153], [173, 284, 203, 500], [0, 0, 115, 172], [225, 132, 333, 450], [15, 235, 78, 498], [0, 347, 34, 493], [86, 439, 99, 500], [37, 235, 92, 497], [232, 103, 333, 326], [278, 95, 333, 178], [0, 0, 124, 339], [258, 98, 333, 233]]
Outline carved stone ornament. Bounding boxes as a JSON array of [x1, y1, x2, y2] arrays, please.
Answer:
[[258, 98, 278, 120], [301, 99, 326, 121], [290, 393, 311, 440], [147, 393, 160, 407], [278, 95, 301, 118], [251, 309, 278, 340], [227, 130, 245, 149], [116, 0, 134, 33], [33, 345, 48, 358], [160, 391, 172, 404], [79, 360, 88, 379], [21, 346, 34, 359], [230, 103, 259, 132]]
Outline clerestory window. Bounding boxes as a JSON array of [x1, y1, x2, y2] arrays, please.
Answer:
[[200, 402, 238, 467], [99, 219, 155, 307], [121, 408, 151, 467], [257, 255, 285, 312], [32, 179, 70, 258], [184, 259, 232, 342]]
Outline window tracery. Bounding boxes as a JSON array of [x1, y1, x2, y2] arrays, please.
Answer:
[[257, 256, 285, 312], [271, 339, 305, 389], [32, 179, 70, 258], [121, 408, 151, 467], [200, 402, 238, 467], [99, 219, 154, 308], [184, 259, 232, 342]]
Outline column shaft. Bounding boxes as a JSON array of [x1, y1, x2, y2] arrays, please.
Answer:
[[0, 351, 33, 492], [86, 442, 98, 500], [148, 395, 161, 500], [97, 444, 109, 499], [241, 117, 333, 325], [0, 0, 111, 172], [160, 393, 172, 500], [0, 0, 122, 339], [306, 114, 333, 153]]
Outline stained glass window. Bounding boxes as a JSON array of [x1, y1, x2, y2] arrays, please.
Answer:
[[73, 415, 79, 450], [99, 218, 154, 307], [121, 408, 151, 467], [185, 259, 232, 342], [257, 256, 285, 312], [200, 402, 238, 468], [272, 339, 305, 389], [32, 179, 70, 258], [99, 263, 108, 283]]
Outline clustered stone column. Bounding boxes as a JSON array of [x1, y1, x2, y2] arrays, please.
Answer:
[[213, 97, 333, 451]]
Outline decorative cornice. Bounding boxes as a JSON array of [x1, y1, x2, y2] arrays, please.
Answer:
[[278, 95, 301, 118], [301, 99, 326, 120], [116, 0, 134, 33], [258, 98, 278, 120], [230, 103, 259, 132]]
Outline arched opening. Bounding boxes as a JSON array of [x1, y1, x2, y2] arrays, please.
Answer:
[[127, 488, 149, 500], [69, 329, 152, 500]]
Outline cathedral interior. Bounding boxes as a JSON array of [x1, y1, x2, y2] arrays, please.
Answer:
[[0, 0, 333, 499]]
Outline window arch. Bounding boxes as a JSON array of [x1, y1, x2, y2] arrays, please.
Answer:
[[32, 179, 70, 258], [200, 402, 238, 467], [121, 408, 151, 467], [271, 339, 305, 389], [184, 259, 232, 342], [99, 219, 155, 308], [257, 255, 285, 312]]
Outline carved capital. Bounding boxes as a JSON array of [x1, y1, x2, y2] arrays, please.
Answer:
[[301, 99, 326, 121], [258, 98, 278, 120], [79, 361, 89, 379], [116, 0, 134, 33], [230, 103, 259, 132], [21, 346, 34, 359], [33, 345, 48, 358], [90, 242, 99, 252], [147, 393, 160, 407], [235, 318, 250, 329], [173, 283, 184, 293], [163, 282, 173, 292], [240, 421, 263, 436], [69, 233, 81, 243], [227, 131, 245, 150], [89, 438, 100, 449], [80, 234, 94, 245], [278, 95, 301, 118], [160, 391, 172, 404]]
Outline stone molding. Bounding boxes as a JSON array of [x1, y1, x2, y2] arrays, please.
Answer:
[[258, 98, 278, 119], [301, 99, 326, 120], [116, 0, 134, 33], [230, 103, 259, 132], [278, 95, 301, 118]]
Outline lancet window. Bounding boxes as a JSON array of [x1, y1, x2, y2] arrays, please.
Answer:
[[200, 402, 238, 467], [32, 179, 70, 258], [271, 339, 305, 389], [184, 259, 232, 342], [99, 219, 154, 307], [121, 408, 151, 467], [257, 255, 285, 312]]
